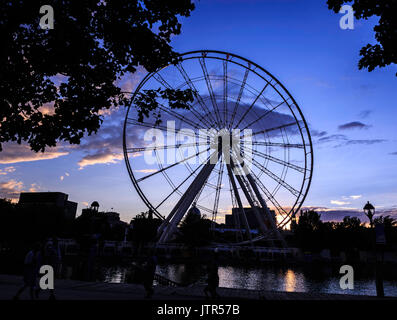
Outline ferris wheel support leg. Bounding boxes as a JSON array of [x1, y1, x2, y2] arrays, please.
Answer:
[[158, 153, 219, 244], [231, 149, 286, 247], [245, 173, 287, 248], [230, 160, 270, 237], [226, 164, 252, 244]]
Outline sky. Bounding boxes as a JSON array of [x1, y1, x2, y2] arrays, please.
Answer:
[[1, 0, 397, 224]]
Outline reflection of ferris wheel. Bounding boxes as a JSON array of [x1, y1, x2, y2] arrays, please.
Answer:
[[123, 50, 313, 245]]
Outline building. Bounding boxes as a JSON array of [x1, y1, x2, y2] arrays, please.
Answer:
[[224, 206, 276, 230], [79, 202, 128, 239], [18, 192, 78, 236], [19, 192, 77, 221]]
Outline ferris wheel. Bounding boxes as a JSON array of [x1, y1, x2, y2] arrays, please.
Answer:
[[123, 50, 313, 245]]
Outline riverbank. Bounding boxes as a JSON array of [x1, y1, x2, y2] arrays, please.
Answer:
[[1, 274, 395, 301]]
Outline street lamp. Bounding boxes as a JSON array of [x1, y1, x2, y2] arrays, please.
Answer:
[[363, 201, 384, 298], [363, 201, 375, 228]]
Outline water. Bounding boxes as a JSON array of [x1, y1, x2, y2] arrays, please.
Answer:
[[101, 263, 397, 297]]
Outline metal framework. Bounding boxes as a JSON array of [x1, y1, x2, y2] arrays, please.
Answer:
[[123, 50, 314, 246]]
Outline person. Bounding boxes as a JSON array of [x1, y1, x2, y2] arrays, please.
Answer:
[[204, 254, 220, 299], [13, 242, 42, 300], [142, 252, 158, 298]]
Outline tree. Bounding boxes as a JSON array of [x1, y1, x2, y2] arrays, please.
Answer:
[[297, 210, 322, 232], [339, 216, 363, 231], [1, 1, 195, 152], [179, 213, 212, 247], [327, 0, 397, 76], [374, 215, 397, 229]]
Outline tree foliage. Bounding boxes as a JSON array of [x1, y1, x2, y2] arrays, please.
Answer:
[[327, 0, 397, 76], [1, 0, 195, 152], [179, 213, 213, 247]]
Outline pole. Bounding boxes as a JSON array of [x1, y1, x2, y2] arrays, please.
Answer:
[[373, 223, 385, 298]]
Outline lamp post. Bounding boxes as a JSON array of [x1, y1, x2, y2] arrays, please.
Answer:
[[363, 201, 384, 298], [363, 201, 375, 228]]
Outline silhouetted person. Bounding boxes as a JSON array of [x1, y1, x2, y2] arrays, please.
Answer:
[[143, 252, 158, 298], [204, 258, 220, 299], [13, 242, 42, 300]]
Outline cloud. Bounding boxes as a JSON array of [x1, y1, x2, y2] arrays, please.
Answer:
[[78, 151, 124, 170], [389, 151, 397, 155], [311, 130, 327, 137], [0, 179, 24, 201], [60, 176, 64, 181], [0, 179, 42, 201], [134, 169, 157, 173], [358, 110, 372, 119], [0, 166, 16, 175], [350, 195, 362, 200], [0, 143, 69, 164], [316, 134, 386, 148], [338, 121, 371, 130], [29, 183, 39, 192], [344, 139, 386, 146], [331, 200, 351, 206]]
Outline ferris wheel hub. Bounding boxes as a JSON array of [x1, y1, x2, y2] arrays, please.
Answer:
[[209, 128, 240, 152]]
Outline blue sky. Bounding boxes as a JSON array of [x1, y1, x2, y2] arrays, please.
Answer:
[[1, 0, 396, 223]]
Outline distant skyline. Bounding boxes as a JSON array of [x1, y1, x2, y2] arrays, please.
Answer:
[[1, 0, 396, 224]]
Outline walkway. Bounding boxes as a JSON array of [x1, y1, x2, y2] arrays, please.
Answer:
[[0, 274, 393, 300]]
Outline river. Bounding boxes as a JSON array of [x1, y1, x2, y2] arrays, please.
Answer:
[[100, 262, 397, 297]]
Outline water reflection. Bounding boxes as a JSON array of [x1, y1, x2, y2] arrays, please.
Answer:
[[284, 269, 296, 292], [100, 263, 397, 297]]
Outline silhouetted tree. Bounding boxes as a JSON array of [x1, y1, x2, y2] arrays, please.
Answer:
[[130, 212, 161, 244], [1, 1, 195, 152], [327, 0, 397, 76], [374, 215, 397, 246], [374, 215, 397, 229], [339, 216, 363, 231], [179, 213, 212, 247]]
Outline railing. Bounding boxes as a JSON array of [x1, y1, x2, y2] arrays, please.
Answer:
[[130, 263, 183, 287]]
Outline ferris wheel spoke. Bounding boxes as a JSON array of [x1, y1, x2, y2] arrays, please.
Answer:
[[156, 103, 202, 130], [250, 158, 300, 197], [223, 59, 228, 128], [152, 73, 214, 130], [248, 170, 289, 218], [227, 174, 244, 242], [126, 141, 208, 153], [212, 157, 224, 225], [136, 147, 211, 183], [243, 147, 306, 174], [126, 118, 210, 141], [154, 154, 211, 210], [176, 63, 219, 128], [251, 141, 306, 149], [229, 65, 250, 129], [241, 100, 286, 131], [226, 164, 253, 243], [233, 82, 270, 129], [242, 121, 298, 139], [199, 55, 223, 128]]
